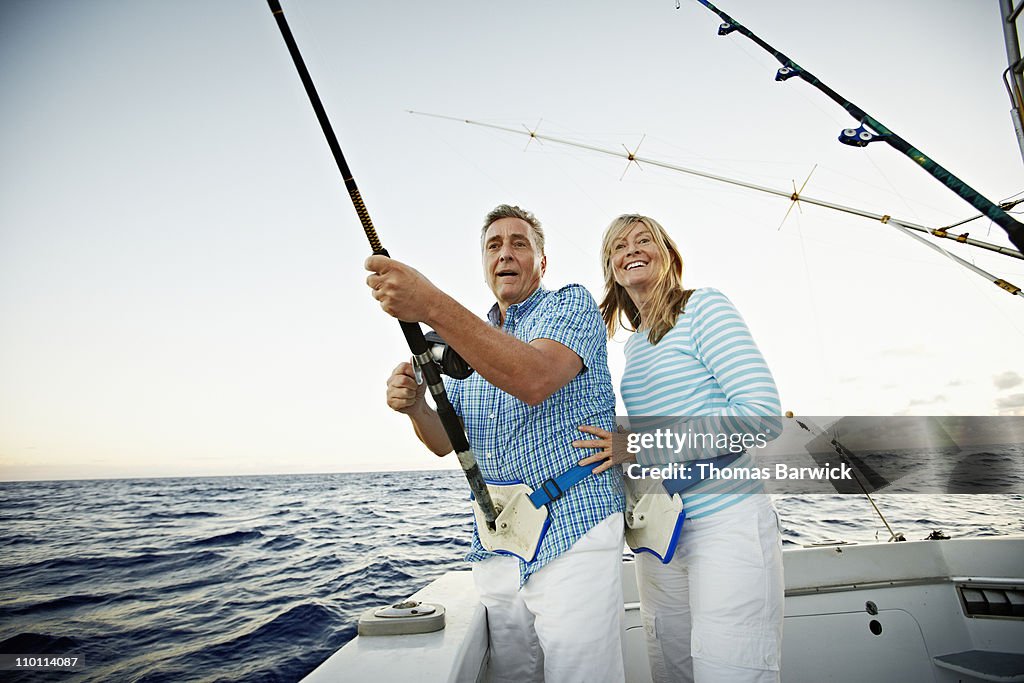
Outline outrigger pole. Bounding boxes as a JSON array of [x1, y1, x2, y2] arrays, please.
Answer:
[[693, 0, 1024, 257], [409, 111, 1024, 298], [266, 0, 499, 528]]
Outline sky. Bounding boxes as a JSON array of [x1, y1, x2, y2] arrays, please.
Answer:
[[1, 0, 1022, 481]]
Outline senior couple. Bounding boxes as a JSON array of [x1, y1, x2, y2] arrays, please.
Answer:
[[365, 205, 784, 683]]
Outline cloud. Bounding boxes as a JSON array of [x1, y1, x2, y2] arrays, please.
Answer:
[[995, 393, 1024, 413], [993, 371, 1023, 390], [908, 395, 948, 406]]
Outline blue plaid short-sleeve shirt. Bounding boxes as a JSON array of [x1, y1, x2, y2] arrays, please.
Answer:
[[445, 284, 624, 586]]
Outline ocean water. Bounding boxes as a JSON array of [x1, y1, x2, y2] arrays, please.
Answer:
[[1, 471, 1022, 682]]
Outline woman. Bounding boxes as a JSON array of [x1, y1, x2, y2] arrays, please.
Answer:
[[574, 214, 784, 683]]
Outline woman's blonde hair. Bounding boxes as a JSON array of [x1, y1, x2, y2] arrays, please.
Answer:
[[599, 214, 694, 345]]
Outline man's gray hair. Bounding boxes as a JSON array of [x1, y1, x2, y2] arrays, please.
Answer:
[[481, 204, 545, 254]]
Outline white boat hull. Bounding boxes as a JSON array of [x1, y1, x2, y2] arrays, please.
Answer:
[[305, 537, 1024, 682]]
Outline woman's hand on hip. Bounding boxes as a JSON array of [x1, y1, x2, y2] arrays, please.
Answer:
[[573, 424, 636, 474]]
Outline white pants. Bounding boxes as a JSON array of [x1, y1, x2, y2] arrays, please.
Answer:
[[636, 495, 784, 683], [472, 513, 626, 683]]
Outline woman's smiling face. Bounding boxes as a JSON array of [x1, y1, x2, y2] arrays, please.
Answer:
[[610, 221, 662, 298]]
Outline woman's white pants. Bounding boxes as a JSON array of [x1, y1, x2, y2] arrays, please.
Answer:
[[636, 495, 784, 683]]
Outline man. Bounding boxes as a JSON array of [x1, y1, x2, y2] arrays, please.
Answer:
[[365, 204, 625, 682]]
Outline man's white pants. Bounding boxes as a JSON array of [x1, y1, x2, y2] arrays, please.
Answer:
[[472, 513, 625, 683], [636, 495, 784, 683]]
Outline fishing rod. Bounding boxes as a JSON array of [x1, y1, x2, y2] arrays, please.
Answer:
[[266, 0, 498, 528], [785, 413, 904, 542], [409, 111, 1024, 298], [692, 0, 1024, 257]]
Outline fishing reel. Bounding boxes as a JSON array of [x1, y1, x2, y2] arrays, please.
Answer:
[[423, 330, 473, 380], [839, 124, 884, 147]]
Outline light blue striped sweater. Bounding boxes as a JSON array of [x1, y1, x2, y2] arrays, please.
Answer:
[[621, 287, 781, 518]]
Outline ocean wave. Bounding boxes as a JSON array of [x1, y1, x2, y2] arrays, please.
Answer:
[[187, 530, 265, 547], [0, 534, 37, 547], [140, 510, 221, 521], [261, 535, 306, 551], [1, 592, 126, 617], [321, 557, 417, 595], [1, 552, 152, 577]]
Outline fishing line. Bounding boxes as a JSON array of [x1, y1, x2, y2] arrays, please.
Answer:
[[716, 20, 848, 133], [464, 117, 599, 260], [413, 118, 517, 201], [536, 153, 615, 245], [785, 206, 832, 403], [860, 147, 929, 226], [513, 121, 618, 204], [815, 165, 942, 217], [549, 158, 613, 216], [928, 248, 1024, 342], [642, 133, 738, 171], [887, 222, 1022, 297]]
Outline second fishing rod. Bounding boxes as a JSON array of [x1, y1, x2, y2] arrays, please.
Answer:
[[694, 0, 1024, 256]]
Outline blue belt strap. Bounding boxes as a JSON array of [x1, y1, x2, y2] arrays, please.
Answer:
[[528, 463, 597, 508], [661, 451, 744, 496]]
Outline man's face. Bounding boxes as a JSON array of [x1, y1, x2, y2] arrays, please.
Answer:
[[482, 217, 546, 311]]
